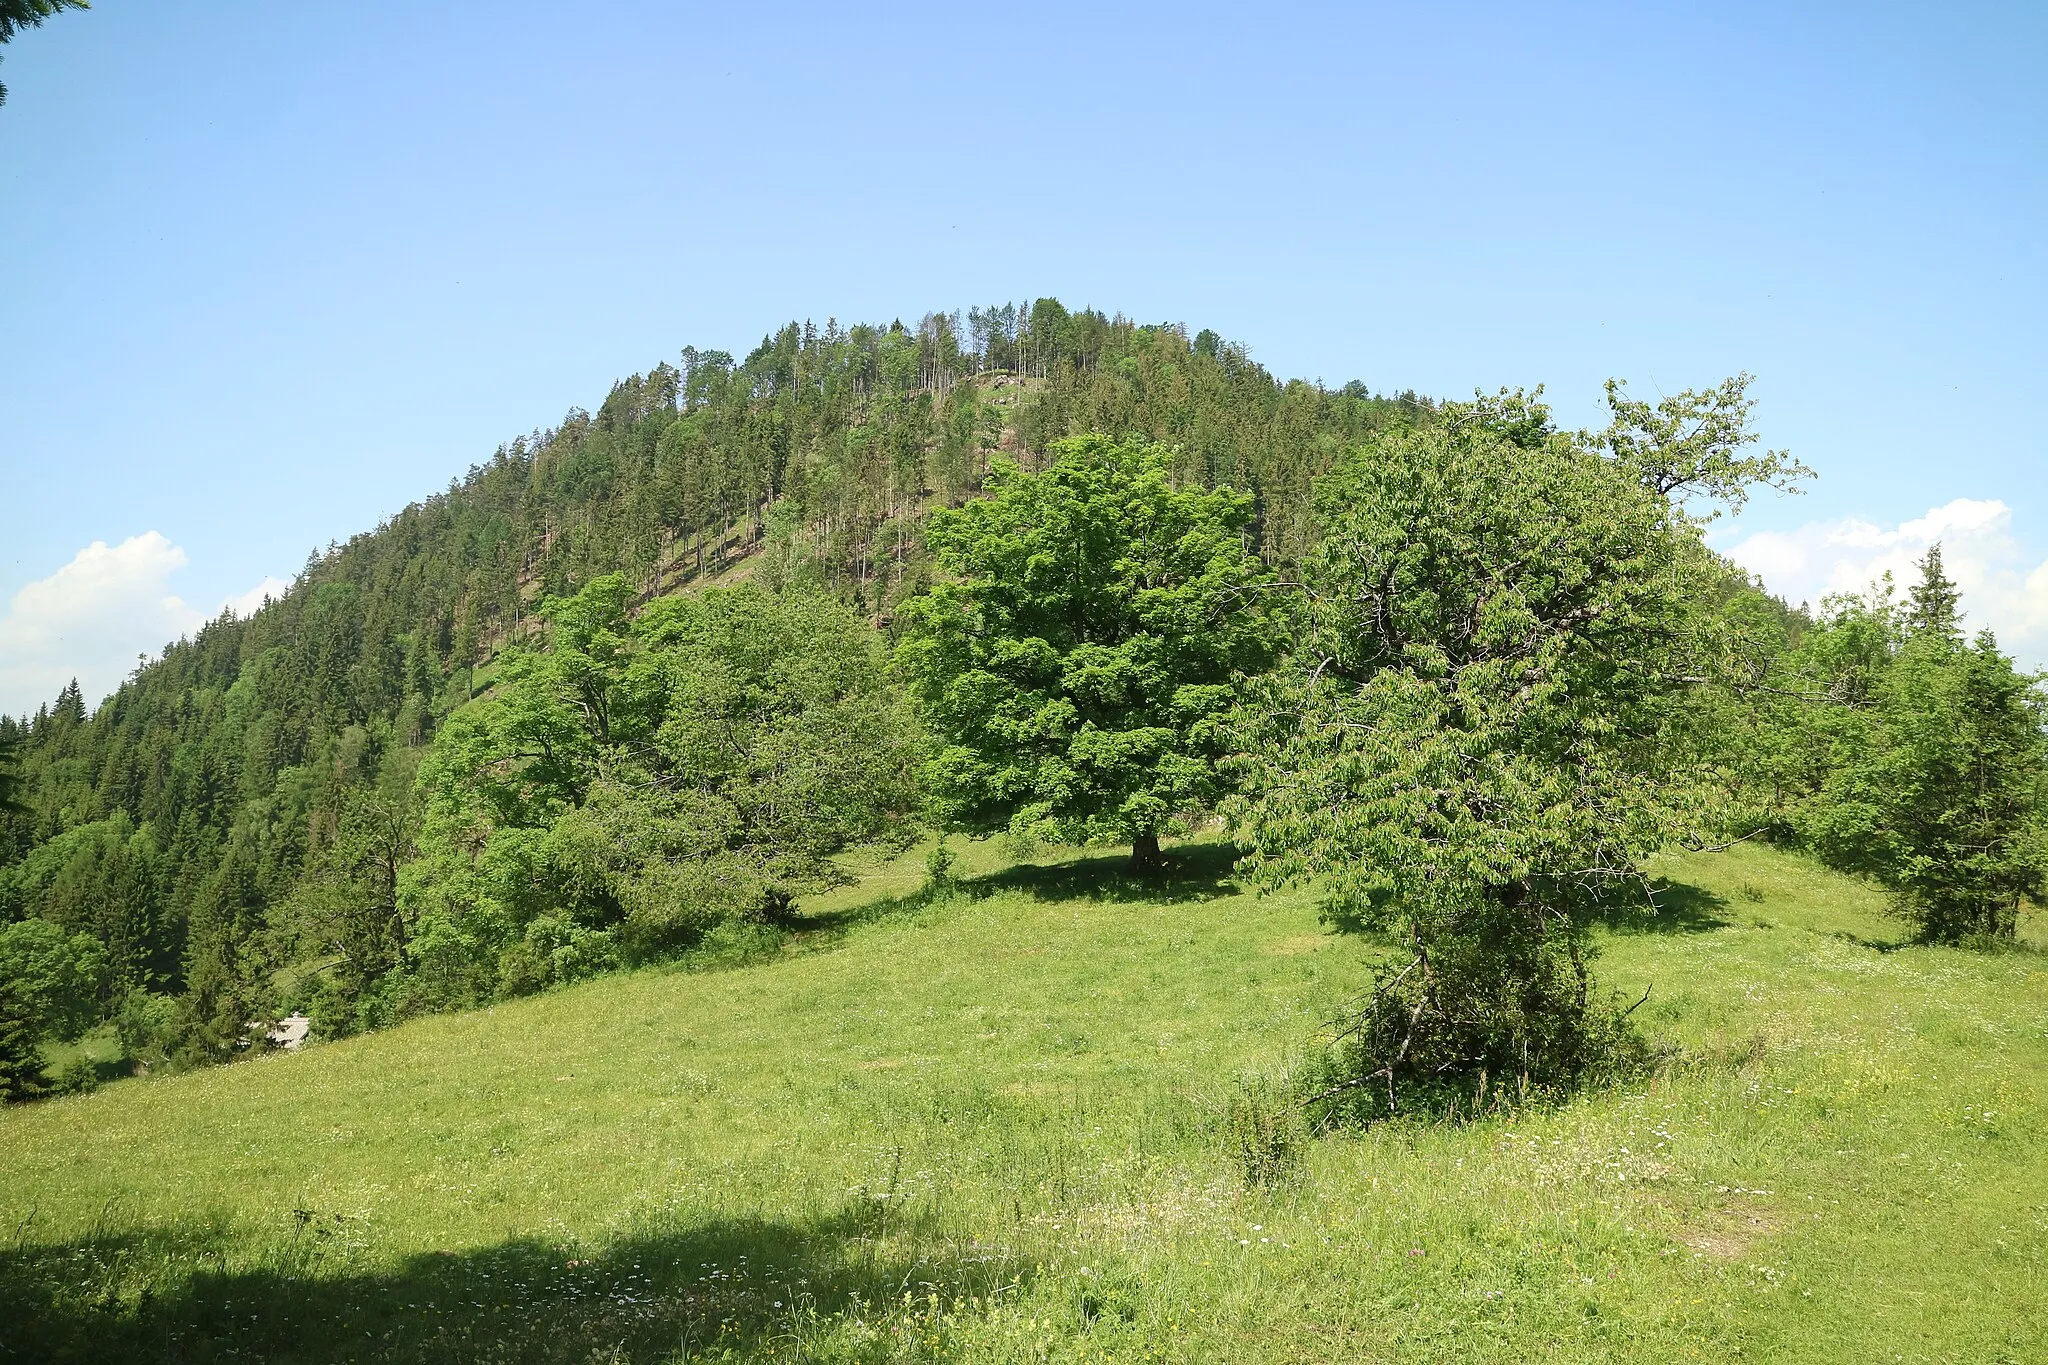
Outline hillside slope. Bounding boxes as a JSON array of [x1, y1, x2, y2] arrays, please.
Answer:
[[0, 305, 1425, 1060], [3, 841, 2044, 1363]]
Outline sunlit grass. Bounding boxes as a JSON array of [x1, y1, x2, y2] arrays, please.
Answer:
[[2, 840, 2043, 1362]]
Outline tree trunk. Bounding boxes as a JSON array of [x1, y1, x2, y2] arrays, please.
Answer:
[[1131, 831, 1162, 875]]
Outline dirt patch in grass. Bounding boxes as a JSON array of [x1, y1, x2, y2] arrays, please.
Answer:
[[1263, 934, 1331, 956], [1674, 1198, 1782, 1260]]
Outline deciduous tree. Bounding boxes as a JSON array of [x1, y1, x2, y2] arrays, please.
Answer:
[[1229, 385, 1787, 1119], [898, 435, 1277, 871]]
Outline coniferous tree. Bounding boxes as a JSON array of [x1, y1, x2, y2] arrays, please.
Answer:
[[1906, 542, 1962, 641], [0, 980, 44, 1101], [0, 731, 26, 817], [1764, 551, 2047, 943], [1874, 627, 2046, 942]]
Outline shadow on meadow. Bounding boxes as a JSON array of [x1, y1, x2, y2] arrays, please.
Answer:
[[972, 841, 1240, 906], [1602, 878, 1734, 935], [0, 1200, 1030, 1364], [793, 842, 1240, 944]]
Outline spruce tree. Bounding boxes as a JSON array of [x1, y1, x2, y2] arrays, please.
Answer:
[[0, 730, 27, 817], [1877, 630, 2047, 941], [0, 981, 45, 1102], [1906, 543, 1962, 641]]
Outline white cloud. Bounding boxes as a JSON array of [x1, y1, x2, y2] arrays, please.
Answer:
[[223, 576, 292, 619], [0, 534, 288, 718], [1723, 498, 2048, 665]]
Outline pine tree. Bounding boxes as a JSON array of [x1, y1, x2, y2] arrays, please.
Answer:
[[0, 730, 27, 817], [0, 981, 45, 1101], [1877, 630, 2047, 941], [1906, 543, 1962, 641]]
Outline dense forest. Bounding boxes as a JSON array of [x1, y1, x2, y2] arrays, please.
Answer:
[[1, 300, 2041, 1105]]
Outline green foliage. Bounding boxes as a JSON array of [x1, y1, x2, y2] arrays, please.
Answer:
[[285, 782, 417, 1035], [0, 731, 26, 816], [1597, 372, 1811, 515], [114, 988, 180, 1069], [1905, 541, 1962, 640], [397, 575, 919, 1008], [1231, 384, 1778, 1117], [1765, 553, 2048, 942], [0, 979, 44, 1100], [1875, 633, 2046, 940], [898, 435, 1278, 868], [922, 837, 959, 893], [0, 917, 107, 1044]]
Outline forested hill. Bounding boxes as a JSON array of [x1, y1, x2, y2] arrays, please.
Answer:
[[0, 302, 1428, 1059]]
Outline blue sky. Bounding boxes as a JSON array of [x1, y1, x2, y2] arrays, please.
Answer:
[[1, 1, 2043, 712]]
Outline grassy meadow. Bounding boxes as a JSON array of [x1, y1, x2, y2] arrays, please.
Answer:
[[2, 839, 2044, 1363]]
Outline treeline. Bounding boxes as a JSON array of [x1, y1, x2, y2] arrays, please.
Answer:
[[0, 302, 1426, 1076]]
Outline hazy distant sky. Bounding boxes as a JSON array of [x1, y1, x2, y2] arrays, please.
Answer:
[[1, 1, 2043, 711]]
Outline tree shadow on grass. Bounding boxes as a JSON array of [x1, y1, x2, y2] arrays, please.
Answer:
[[1597, 878, 1733, 935], [792, 843, 1241, 942], [0, 1199, 1029, 1364], [969, 841, 1241, 906], [1310, 877, 1736, 941], [1822, 929, 1915, 954]]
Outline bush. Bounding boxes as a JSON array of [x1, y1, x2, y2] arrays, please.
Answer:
[[1300, 934, 1650, 1128], [1217, 1074, 1304, 1187], [52, 1054, 100, 1095], [114, 990, 182, 1071], [922, 840, 959, 895]]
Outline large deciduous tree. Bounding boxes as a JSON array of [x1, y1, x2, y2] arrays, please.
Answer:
[[0, 915, 106, 1043], [0, 914, 108, 1098], [1229, 380, 1802, 1120], [397, 576, 920, 1010], [897, 434, 1278, 871]]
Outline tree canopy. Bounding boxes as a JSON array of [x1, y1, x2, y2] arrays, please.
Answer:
[[1228, 386, 1784, 1117], [387, 575, 919, 1021], [1763, 549, 2047, 943], [897, 435, 1278, 869]]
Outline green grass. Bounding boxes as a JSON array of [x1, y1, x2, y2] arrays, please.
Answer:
[[2, 840, 2044, 1362], [37, 1022, 124, 1080]]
